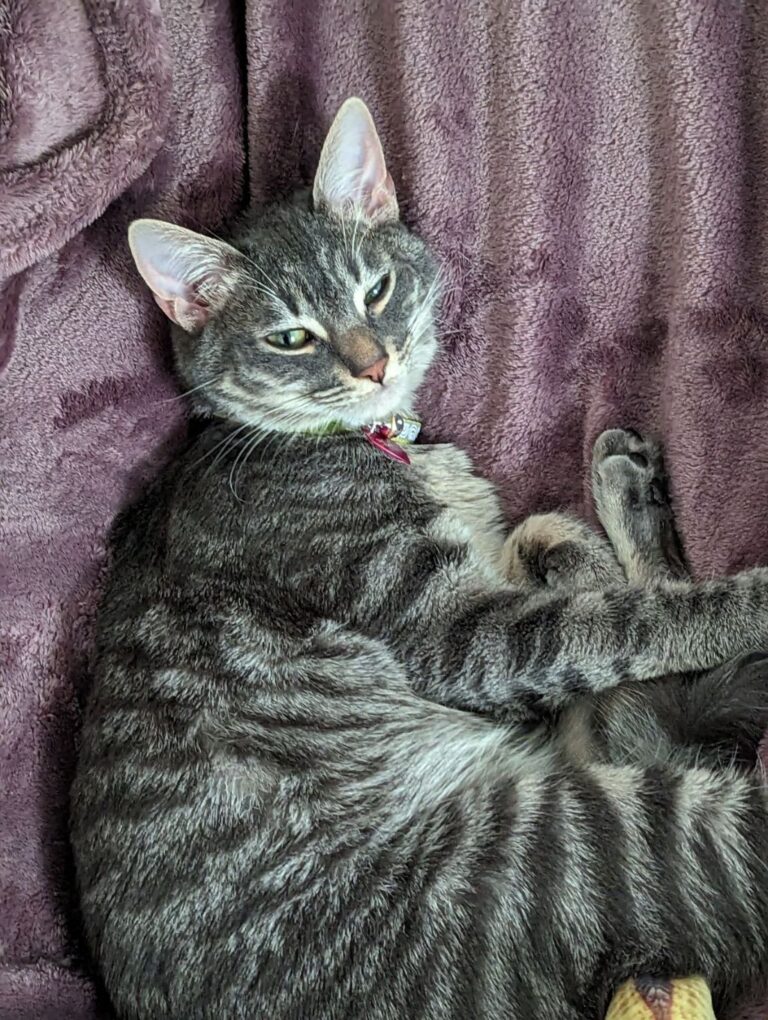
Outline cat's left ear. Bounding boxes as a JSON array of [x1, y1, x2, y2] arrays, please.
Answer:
[[128, 219, 242, 333], [313, 98, 399, 224]]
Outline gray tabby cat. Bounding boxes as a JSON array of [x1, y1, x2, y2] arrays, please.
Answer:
[[71, 98, 768, 1020]]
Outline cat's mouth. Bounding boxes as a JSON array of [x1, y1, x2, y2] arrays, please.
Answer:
[[335, 335, 436, 426], [214, 334, 435, 434], [337, 351, 424, 425], [341, 379, 411, 425]]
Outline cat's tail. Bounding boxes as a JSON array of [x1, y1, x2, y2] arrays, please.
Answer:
[[591, 650, 768, 770], [660, 649, 768, 769]]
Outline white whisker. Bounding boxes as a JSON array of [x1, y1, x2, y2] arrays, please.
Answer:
[[186, 421, 252, 475], [199, 223, 286, 308], [203, 423, 254, 478], [158, 375, 224, 405], [228, 427, 263, 501]]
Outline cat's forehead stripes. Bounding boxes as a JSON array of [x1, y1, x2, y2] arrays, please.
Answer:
[[242, 231, 375, 325]]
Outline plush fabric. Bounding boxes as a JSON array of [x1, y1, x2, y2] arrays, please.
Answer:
[[0, 0, 243, 1014], [2, 1, 768, 1017]]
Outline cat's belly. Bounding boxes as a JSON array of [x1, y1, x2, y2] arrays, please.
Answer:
[[409, 442, 508, 578]]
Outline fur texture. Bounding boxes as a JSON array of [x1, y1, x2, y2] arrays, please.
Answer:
[[5, 5, 768, 1020], [70, 103, 768, 1020]]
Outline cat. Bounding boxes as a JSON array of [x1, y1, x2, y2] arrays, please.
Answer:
[[71, 97, 768, 1020]]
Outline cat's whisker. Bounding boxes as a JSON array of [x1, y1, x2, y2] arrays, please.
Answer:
[[187, 421, 252, 476], [340, 211, 350, 262], [314, 392, 352, 407], [203, 423, 256, 478], [351, 206, 371, 265], [198, 222, 284, 297], [410, 270, 443, 322], [240, 424, 277, 480], [238, 407, 320, 464], [262, 421, 305, 456], [246, 262, 283, 303], [303, 383, 348, 400], [324, 168, 371, 262], [241, 281, 285, 310], [237, 392, 331, 435], [407, 271, 444, 341], [350, 209, 362, 264], [228, 426, 264, 501], [254, 426, 291, 462], [313, 390, 347, 402], [194, 224, 284, 309], [241, 277, 280, 298], [324, 165, 369, 246], [158, 375, 224, 404]]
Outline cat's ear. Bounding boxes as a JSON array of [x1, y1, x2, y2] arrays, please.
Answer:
[[128, 219, 241, 332], [313, 98, 399, 224]]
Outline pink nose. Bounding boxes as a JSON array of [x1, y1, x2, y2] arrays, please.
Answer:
[[355, 355, 389, 385]]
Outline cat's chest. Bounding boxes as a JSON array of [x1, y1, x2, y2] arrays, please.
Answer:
[[407, 443, 507, 574]]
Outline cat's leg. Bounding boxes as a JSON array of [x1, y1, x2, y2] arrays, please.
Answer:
[[586, 651, 768, 770], [379, 716, 768, 1019], [591, 428, 687, 584], [501, 431, 684, 596], [501, 429, 684, 596], [502, 507, 696, 769], [407, 552, 768, 724], [501, 440, 689, 768], [588, 428, 768, 769], [396, 427, 768, 723], [499, 484, 638, 766]]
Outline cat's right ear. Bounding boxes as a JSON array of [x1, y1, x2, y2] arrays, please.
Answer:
[[128, 219, 241, 333], [313, 98, 399, 224]]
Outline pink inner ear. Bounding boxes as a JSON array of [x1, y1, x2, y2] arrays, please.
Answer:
[[369, 172, 397, 220], [129, 218, 239, 332], [313, 99, 399, 222], [152, 291, 210, 330]]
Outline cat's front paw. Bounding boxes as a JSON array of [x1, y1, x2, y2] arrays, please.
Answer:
[[502, 513, 622, 591], [591, 428, 686, 581], [592, 428, 668, 520]]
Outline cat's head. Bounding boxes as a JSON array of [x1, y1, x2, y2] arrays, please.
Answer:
[[128, 98, 440, 432]]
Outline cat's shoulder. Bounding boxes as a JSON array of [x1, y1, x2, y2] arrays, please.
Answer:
[[408, 441, 491, 496], [409, 442, 507, 568]]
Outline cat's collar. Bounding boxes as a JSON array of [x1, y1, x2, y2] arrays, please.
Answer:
[[306, 413, 421, 465]]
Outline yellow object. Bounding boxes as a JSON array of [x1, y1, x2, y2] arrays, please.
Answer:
[[606, 976, 716, 1019]]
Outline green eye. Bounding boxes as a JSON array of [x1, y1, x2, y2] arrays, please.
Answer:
[[265, 328, 312, 350], [364, 274, 391, 307]]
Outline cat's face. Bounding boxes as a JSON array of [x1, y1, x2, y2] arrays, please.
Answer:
[[128, 99, 440, 431]]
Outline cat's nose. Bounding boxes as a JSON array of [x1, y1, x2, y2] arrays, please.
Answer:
[[355, 355, 389, 385]]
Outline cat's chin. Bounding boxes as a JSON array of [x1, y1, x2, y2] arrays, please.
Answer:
[[338, 375, 420, 427]]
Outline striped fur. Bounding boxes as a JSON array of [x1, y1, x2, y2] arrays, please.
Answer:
[[71, 422, 768, 1019], [71, 103, 768, 1020]]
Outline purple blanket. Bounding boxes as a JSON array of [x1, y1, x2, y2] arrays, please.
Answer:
[[3, 1, 768, 1016]]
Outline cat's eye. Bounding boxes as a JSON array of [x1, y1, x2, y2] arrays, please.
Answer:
[[364, 274, 391, 308], [265, 328, 313, 351]]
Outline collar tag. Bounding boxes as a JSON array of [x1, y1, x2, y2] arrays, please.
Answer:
[[386, 414, 421, 444], [363, 426, 411, 463], [361, 414, 421, 465], [304, 413, 421, 464]]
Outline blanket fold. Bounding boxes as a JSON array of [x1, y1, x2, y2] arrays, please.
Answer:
[[0, 0, 172, 280]]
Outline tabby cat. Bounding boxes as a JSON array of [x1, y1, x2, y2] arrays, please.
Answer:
[[71, 98, 768, 1020]]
